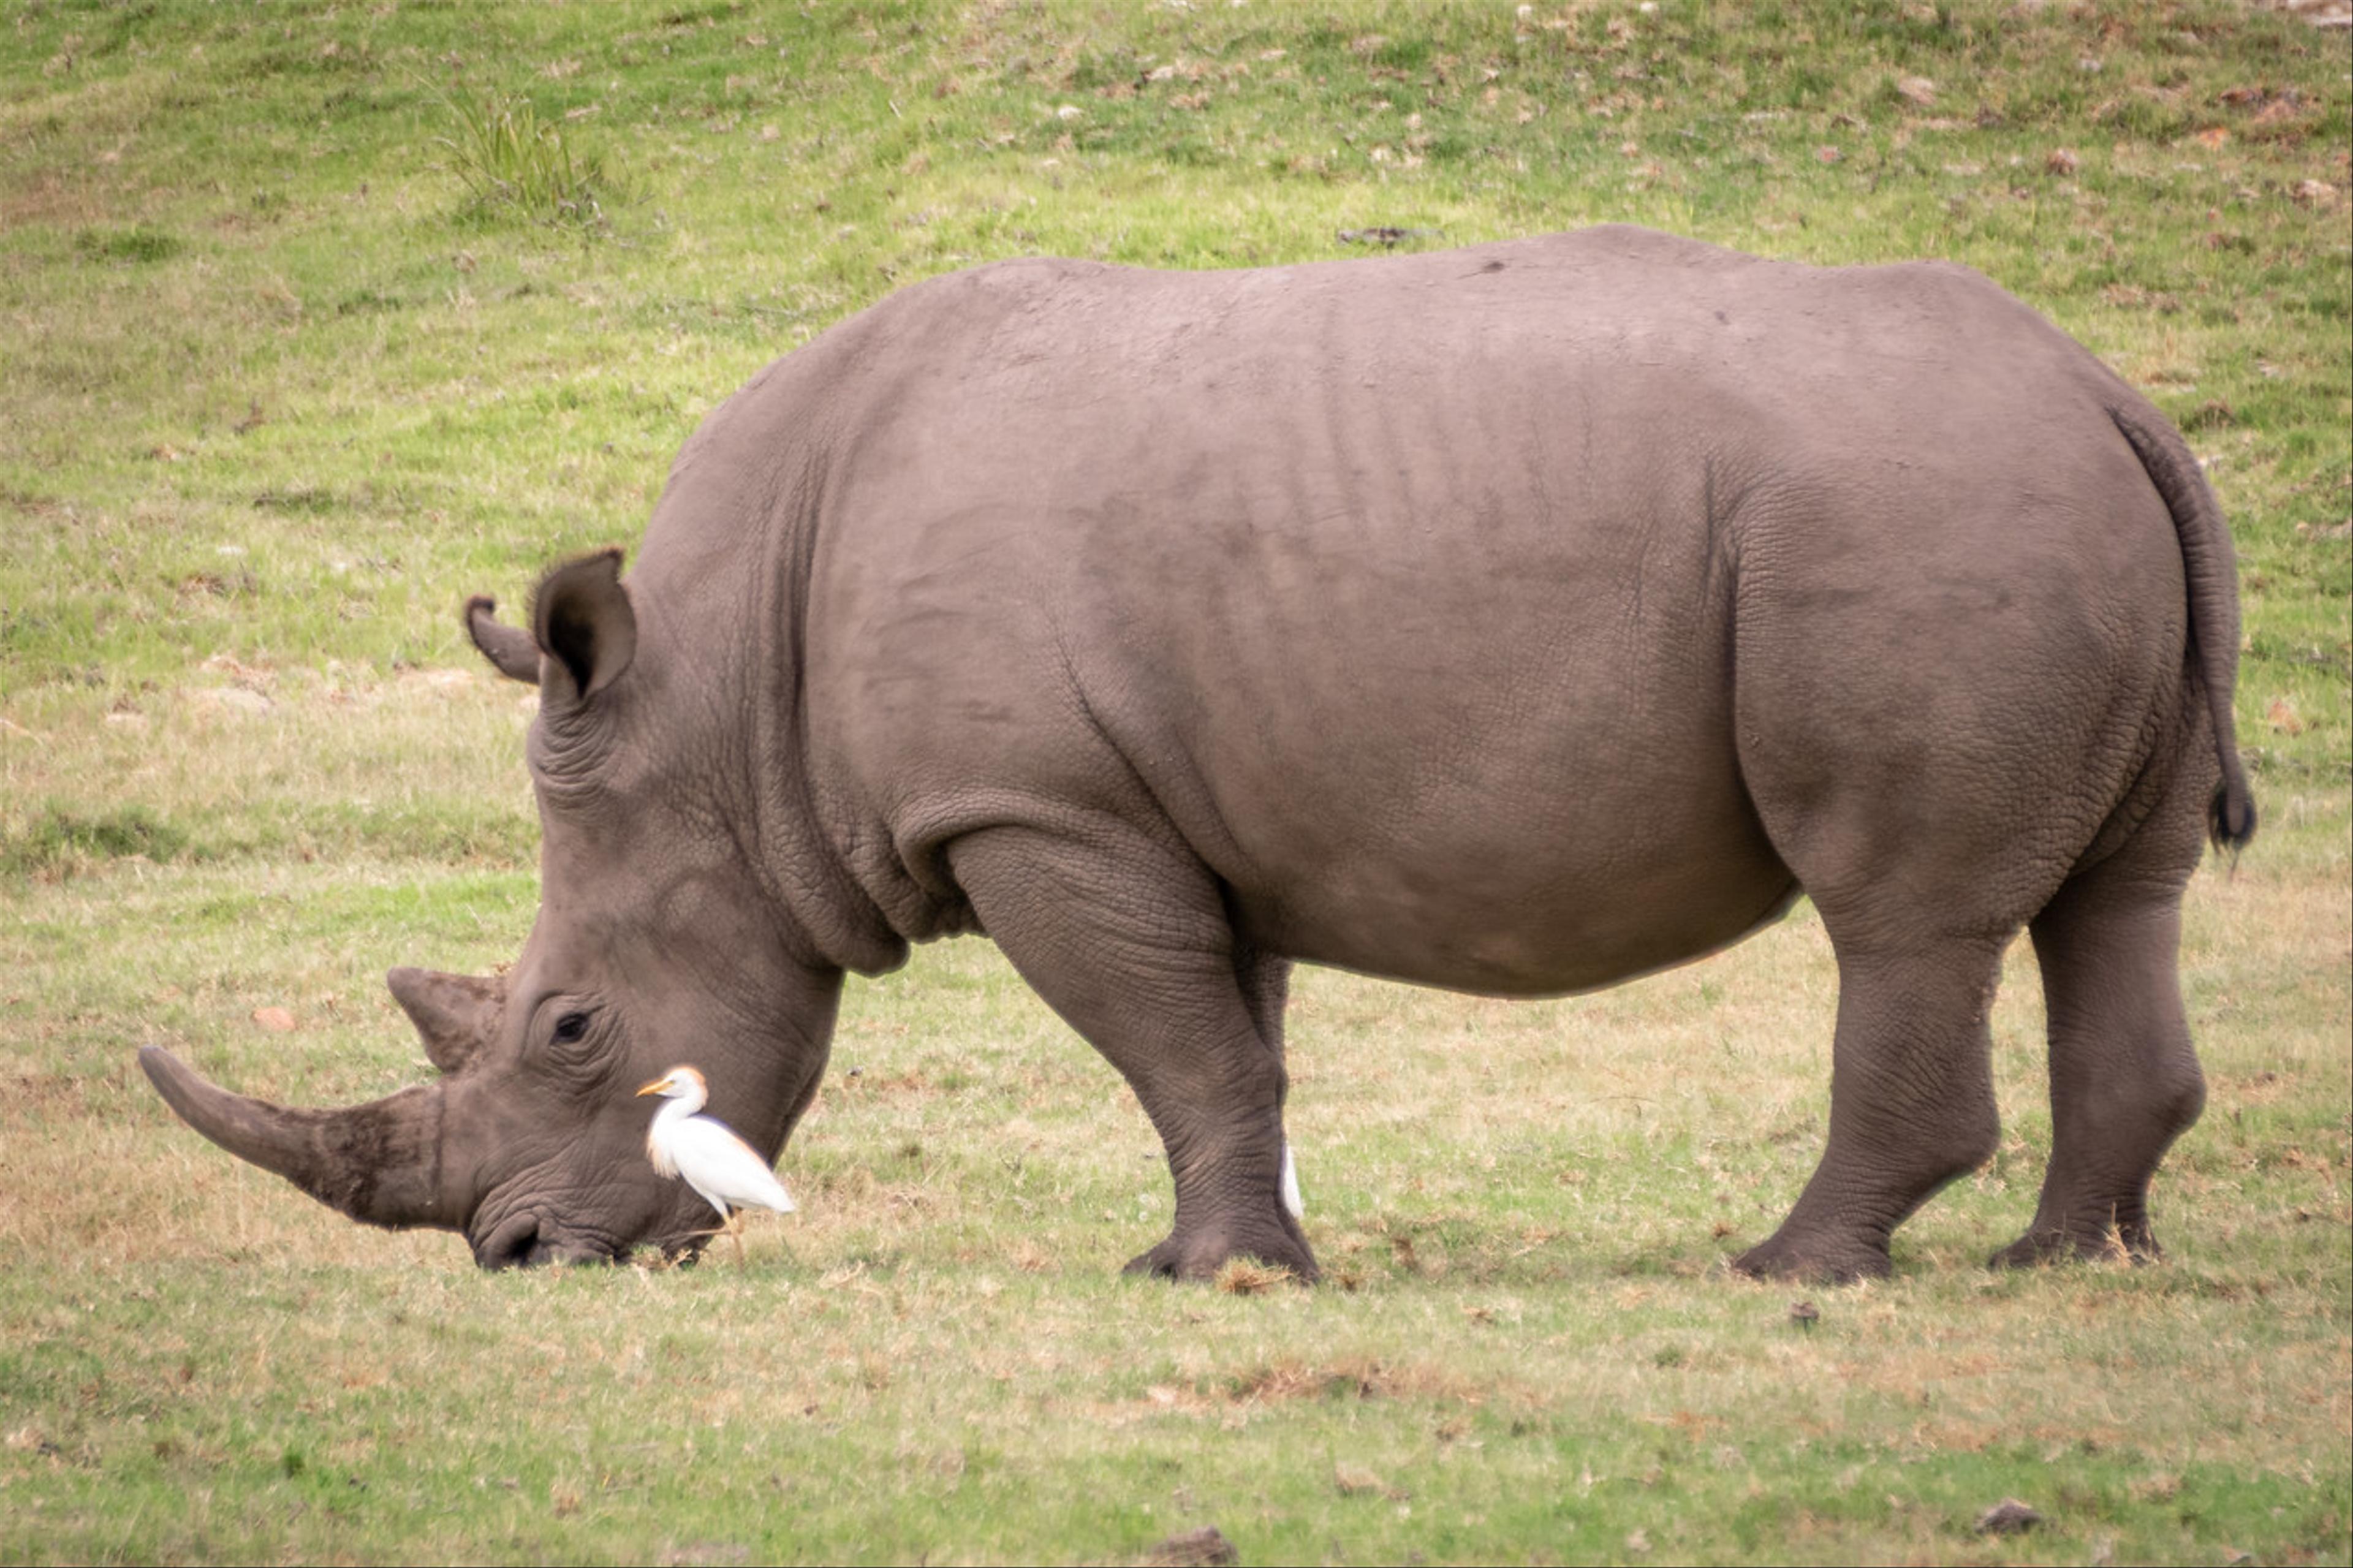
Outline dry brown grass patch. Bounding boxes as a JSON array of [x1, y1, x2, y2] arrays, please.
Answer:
[[1209, 1257, 1297, 1295], [1218, 1355, 1480, 1409]]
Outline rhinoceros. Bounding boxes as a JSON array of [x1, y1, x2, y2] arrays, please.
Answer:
[[141, 226, 2253, 1283]]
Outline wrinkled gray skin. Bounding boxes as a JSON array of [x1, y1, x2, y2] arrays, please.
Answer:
[[142, 227, 2254, 1282]]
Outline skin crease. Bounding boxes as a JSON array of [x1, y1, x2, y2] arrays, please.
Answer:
[[143, 226, 2252, 1283]]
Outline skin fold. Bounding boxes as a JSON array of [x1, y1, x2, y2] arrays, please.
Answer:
[[142, 226, 2252, 1283]]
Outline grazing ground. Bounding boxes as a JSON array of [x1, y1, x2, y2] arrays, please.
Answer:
[[2, 2, 2347, 1563]]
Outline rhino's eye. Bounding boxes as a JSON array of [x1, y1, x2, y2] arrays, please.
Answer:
[[551, 1011, 591, 1045]]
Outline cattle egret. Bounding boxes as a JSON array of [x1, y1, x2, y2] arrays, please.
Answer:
[[636, 1066, 795, 1262]]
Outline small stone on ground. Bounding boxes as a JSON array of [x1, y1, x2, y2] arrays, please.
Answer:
[[1141, 1524, 1240, 1566], [1976, 1498, 2044, 1534]]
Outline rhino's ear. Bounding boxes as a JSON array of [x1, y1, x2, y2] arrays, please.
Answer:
[[388, 966, 505, 1075], [531, 548, 636, 700], [465, 596, 542, 684]]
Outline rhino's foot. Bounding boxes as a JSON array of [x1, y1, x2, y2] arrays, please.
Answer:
[[1988, 1219, 2159, 1271], [1730, 1230, 1893, 1286], [1124, 1219, 1319, 1284]]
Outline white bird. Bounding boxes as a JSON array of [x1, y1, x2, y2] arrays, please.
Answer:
[[635, 1066, 795, 1262]]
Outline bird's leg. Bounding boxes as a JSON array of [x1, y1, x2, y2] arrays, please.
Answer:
[[727, 1210, 747, 1265]]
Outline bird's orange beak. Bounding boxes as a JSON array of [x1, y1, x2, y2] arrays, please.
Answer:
[[634, 1076, 673, 1098]]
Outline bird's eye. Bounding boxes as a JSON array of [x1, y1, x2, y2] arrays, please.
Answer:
[[551, 1011, 591, 1045]]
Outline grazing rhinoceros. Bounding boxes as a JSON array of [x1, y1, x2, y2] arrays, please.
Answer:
[[141, 226, 2253, 1283]]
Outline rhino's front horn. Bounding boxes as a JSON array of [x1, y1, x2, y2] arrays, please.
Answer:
[[138, 1047, 452, 1230]]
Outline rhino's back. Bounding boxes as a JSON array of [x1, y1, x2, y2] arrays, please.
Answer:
[[708, 230, 2167, 993]]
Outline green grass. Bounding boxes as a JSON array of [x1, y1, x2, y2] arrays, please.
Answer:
[[430, 80, 618, 229], [2, 1, 2347, 1562]]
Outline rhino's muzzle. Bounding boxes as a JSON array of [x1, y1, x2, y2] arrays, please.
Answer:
[[467, 1209, 636, 1270], [139, 1045, 451, 1231], [472, 1209, 556, 1270]]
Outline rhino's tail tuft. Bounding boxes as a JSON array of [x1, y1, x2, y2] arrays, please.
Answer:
[[2208, 782, 2256, 859]]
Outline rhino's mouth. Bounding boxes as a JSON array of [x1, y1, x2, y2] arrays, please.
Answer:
[[470, 1208, 626, 1270], [467, 1196, 719, 1269]]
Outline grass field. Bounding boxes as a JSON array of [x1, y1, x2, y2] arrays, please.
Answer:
[[2, 2, 2347, 1562]]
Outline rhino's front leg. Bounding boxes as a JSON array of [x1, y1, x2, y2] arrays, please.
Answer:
[[1231, 936, 1306, 1222], [949, 826, 1316, 1281]]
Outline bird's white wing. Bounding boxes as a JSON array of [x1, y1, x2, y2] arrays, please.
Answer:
[[673, 1115, 796, 1214]]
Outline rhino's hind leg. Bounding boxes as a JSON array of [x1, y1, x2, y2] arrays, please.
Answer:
[[1992, 798, 2207, 1269], [949, 828, 1315, 1282], [1733, 933, 2007, 1284]]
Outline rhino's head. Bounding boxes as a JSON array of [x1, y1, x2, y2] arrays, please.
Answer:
[[143, 551, 844, 1266]]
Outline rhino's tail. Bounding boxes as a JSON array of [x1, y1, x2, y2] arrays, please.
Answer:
[[2107, 404, 2257, 855]]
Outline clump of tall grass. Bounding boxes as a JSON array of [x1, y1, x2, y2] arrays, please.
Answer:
[[74, 224, 183, 265], [430, 83, 615, 229], [1, 803, 189, 879]]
